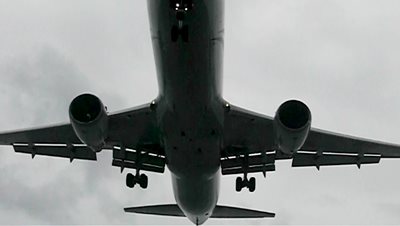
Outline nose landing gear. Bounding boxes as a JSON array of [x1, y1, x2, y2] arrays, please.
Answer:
[[170, 0, 193, 43], [170, 0, 193, 12]]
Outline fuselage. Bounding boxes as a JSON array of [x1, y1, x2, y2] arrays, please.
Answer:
[[147, 0, 225, 224]]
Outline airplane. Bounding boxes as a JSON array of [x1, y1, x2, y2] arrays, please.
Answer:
[[1, 0, 400, 225]]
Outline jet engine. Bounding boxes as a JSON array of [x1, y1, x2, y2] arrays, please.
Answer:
[[274, 100, 311, 154], [69, 93, 108, 152]]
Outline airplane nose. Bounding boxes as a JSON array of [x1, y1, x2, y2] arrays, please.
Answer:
[[188, 215, 209, 225], [171, 172, 220, 225]]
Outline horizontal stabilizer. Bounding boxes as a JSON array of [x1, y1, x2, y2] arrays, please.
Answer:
[[211, 205, 275, 218], [125, 204, 184, 217], [125, 204, 275, 218]]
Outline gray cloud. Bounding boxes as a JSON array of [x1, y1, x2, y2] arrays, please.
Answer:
[[1, 0, 400, 225]]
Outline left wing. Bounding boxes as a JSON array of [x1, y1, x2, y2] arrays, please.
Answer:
[[0, 123, 96, 161], [222, 104, 400, 175], [0, 103, 165, 173]]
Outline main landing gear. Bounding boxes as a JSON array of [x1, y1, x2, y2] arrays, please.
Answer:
[[236, 174, 256, 192], [126, 170, 148, 189], [234, 153, 256, 192]]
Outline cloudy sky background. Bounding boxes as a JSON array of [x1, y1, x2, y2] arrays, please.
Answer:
[[1, 0, 400, 224]]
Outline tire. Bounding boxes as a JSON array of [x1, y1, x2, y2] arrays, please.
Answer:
[[235, 177, 243, 192], [126, 173, 135, 188], [249, 177, 256, 192], [139, 174, 148, 189]]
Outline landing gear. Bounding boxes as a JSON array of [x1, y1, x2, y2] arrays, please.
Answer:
[[235, 177, 243, 192], [170, 0, 194, 12], [126, 173, 135, 188], [235, 176, 256, 192], [170, 0, 192, 43], [249, 177, 256, 192], [139, 174, 148, 189], [233, 152, 257, 192], [126, 172, 148, 189], [171, 25, 189, 42]]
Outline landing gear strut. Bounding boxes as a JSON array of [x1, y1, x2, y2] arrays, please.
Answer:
[[235, 153, 256, 192], [236, 173, 256, 192], [124, 150, 148, 189], [126, 170, 148, 189]]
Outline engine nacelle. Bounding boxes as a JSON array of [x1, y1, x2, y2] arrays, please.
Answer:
[[69, 93, 108, 152], [274, 100, 311, 154]]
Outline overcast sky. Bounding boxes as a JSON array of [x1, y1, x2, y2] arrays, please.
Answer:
[[1, 0, 400, 225]]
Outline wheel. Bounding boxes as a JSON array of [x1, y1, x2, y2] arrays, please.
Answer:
[[126, 173, 135, 188], [139, 174, 148, 189], [171, 26, 179, 42], [249, 177, 256, 192], [235, 177, 243, 192], [182, 25, 189, 42]]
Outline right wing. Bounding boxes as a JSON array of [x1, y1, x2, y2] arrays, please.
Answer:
[[294, 128, 400, 169], [0, 103, 165, 173], [222, 103, 400, 175], [303, 128, 400, 158]]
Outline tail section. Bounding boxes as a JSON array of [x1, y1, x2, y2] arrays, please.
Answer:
[[124, 204, 275, 218]]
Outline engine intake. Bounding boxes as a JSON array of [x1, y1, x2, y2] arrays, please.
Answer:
[[69, 93, 108, 152], [274, 100, 311, 154]]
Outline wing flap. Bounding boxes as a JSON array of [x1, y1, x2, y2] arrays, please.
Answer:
[[292, 152, 380, 168], [221, 152, 277, 175], [222, 164, 275, 175], [112, 147, 166, 173], [112, 159, 164, 173], [221, 153, 275, 169], [113, 148, 165, 166], [13, 144, 96, 161]]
